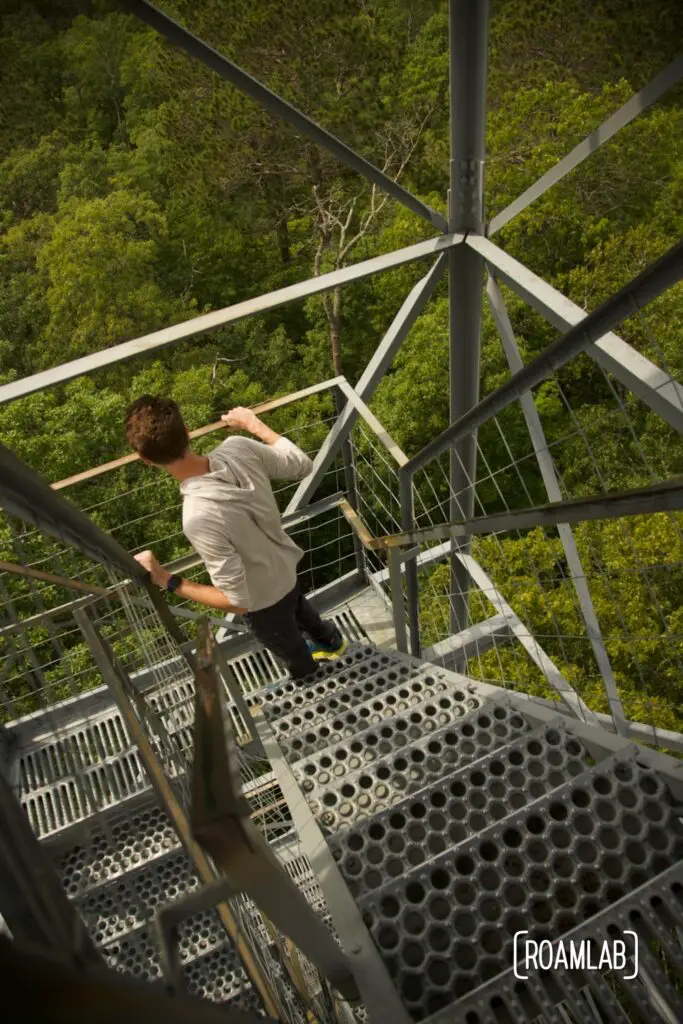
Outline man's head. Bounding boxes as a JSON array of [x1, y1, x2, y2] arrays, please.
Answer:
[[124, 395, 189, 465]]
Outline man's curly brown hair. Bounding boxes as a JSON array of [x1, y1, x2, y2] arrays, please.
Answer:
[[124, 395, 189, 464]]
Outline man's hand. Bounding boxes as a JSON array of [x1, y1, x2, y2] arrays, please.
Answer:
[[134, 550, 170, 588], [221, 406, 281, 447], [221, 407, 260, 434]]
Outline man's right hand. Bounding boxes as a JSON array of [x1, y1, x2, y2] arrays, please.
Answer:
[[134, 550, 171, 588], [221, 407, 260, 433]]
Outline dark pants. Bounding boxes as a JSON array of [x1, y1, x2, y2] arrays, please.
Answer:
[[244, 582, 339, 680]]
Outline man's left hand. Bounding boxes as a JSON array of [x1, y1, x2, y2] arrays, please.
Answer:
[[135, 550, 170, 588]]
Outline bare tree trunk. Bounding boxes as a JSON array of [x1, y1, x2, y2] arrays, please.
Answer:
[[264, 173, 291, 266], [329, 287, 342, 376], [276, 215, 291, 266]]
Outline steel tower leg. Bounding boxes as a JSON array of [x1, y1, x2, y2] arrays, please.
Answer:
[[448, 0, 489, 650]]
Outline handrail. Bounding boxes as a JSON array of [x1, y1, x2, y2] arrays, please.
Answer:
[[0, 494, 346, 636], [342, 478, 683, 551], [51, 377, 346, 490]]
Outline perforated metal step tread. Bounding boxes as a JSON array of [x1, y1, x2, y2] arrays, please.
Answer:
[[230, 606, 370, 697], [282, 671, 479, 766], [435, 859, 683, 1024], [100, 916, 253, 1005], [264, 652, 449, 743], [260, 645, 398, 720], [358, 746, 683, 1018], [54, 798, 182, 898], [303, 699, 531, 832], [328, 717, 592, 902], [291, 683, 484, 779]]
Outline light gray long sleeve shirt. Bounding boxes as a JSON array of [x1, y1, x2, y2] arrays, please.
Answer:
[[180, 436, 313, 612]]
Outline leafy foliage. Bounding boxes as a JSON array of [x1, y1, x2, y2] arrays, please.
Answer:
[[0, 0, 681, 737]]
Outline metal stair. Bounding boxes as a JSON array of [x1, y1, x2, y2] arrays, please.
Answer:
[[6, 608, 368, 1016], [8, 620, 683, 1022], [36, 792, 264, 1011], [258, 641, 683, 1024]]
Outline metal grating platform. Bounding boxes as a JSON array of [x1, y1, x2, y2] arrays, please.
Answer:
[[257, 643, 683, 1023], [12, 606, 369, 840]]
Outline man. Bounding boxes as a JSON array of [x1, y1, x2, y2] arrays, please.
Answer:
[[124, 395, 346, 680]]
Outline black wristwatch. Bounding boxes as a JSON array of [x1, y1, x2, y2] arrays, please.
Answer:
[[166, 574, 183, 593]]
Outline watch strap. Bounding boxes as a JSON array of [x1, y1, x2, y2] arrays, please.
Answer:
[[166, 574, 183, 593]]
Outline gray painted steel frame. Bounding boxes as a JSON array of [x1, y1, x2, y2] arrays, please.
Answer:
[[470, 234, 683, 433], [254, 704, 415, 1024], [74, 609, 284, 1019], [121, 0, 447, 232], [390, 476, 683, 544], [285, 255, 447, 514], [490, 56, 683, 236], [0, 234, 459, 406], [523, 692, 683, 756], [3, 5, 682, 1014], [402, 238, 683, 476], [445, 0, 489, 649], [287, 371, 590, 718], [398, 239, 683, 659], [190, 621, 359, 1003], [487, 271, 627, 736]]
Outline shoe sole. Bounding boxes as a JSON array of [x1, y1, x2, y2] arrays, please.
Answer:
[[311, 641, 348, 662]]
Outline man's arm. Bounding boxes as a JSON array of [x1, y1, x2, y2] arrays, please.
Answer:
[[134, 551, 247, 615], [222, 407, 313, 480]]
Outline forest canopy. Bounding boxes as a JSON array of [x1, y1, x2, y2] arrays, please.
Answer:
[[0, 0, 681, 733]]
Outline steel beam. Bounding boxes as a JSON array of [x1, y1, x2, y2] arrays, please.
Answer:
[[444, 0, 489, 654], [334, 388, 367, 583], [212, 641, 263, 752], [402, 237, 683, 478], [490, 56, 683, 236], [521, 694, 683, 757], [0, 235, 459, 406], [0, 441, 148, 581], [285, 255, 447, 514], [486, 272, 628, 735], [371, 539, 451, 584], [73, 610, 283, 1020], [342, 475, 683, 544], [457, 552, 598, 723], [336, 378, 408, 467], [122, 1, 447, 231], [387, 476, 683, 544], [189, 621, 358, 1002], [422, 613, 514, 666], [469, 235, 683, 432], [254, 705, 414, 1024], [387, 547, 408, 654]]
